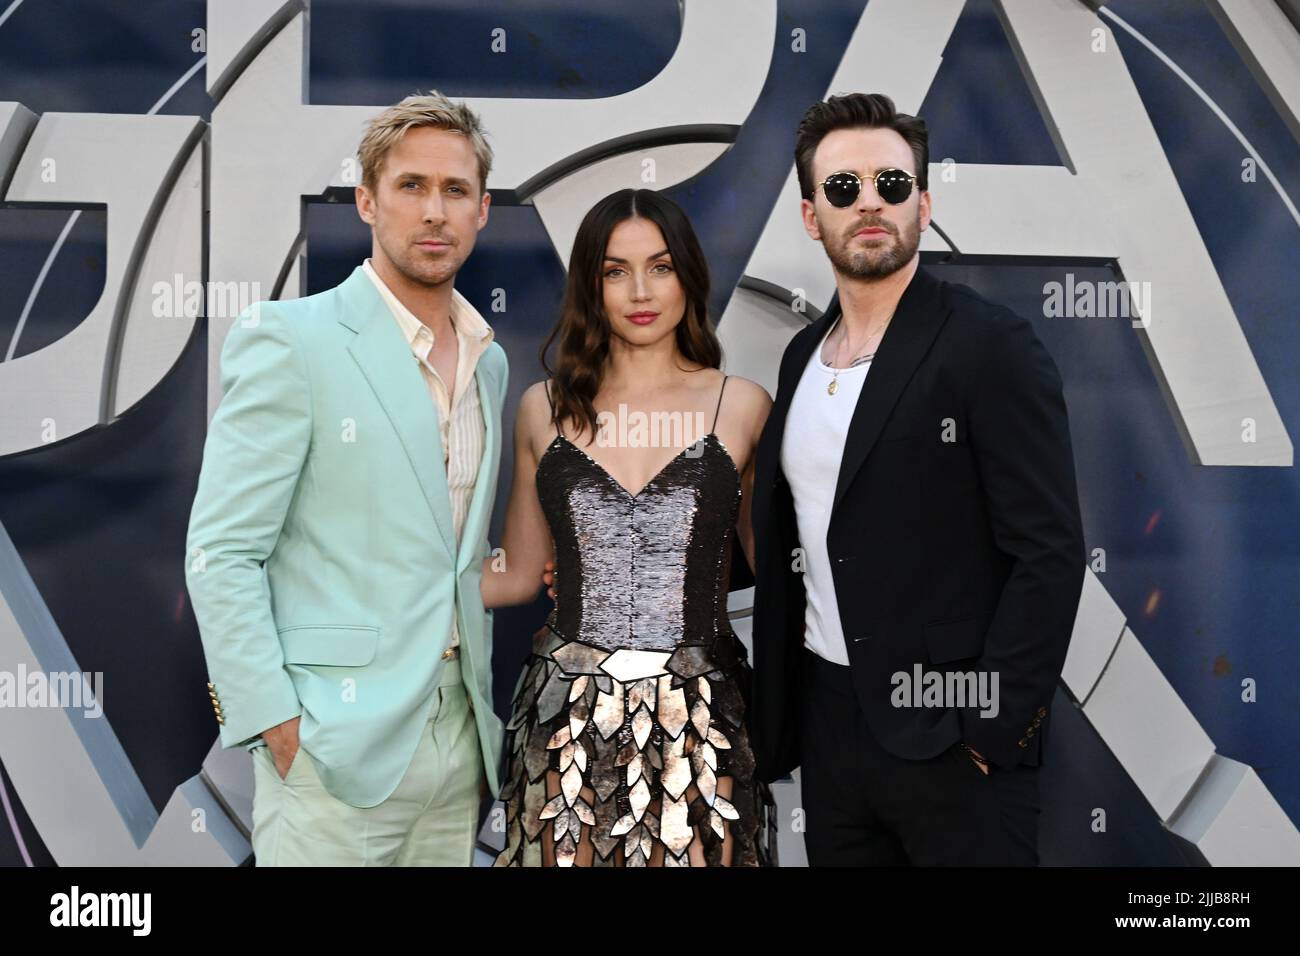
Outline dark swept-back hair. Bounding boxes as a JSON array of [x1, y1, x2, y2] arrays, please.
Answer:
[[540, 188, 720, 443], [794, 92, 929, 199]]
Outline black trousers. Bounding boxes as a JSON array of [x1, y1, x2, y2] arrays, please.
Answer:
[[800, 646, 1041, 866]]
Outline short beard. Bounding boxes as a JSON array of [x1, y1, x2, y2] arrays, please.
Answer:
[[374, 219, 462, 289], [822, 212, 921, 280]]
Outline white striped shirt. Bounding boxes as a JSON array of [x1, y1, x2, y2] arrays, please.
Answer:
[[362, 258, 495, 649]]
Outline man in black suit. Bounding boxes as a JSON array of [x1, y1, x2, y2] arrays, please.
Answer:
[[750, 93, 1085, 865]]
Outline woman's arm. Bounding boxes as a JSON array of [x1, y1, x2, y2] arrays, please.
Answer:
[[729, 378, 773, 576], [481, 382, 556, 609], [737, 454, 757, 574]]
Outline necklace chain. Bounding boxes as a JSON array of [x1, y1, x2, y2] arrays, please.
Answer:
[[826, 312, 891, 394]]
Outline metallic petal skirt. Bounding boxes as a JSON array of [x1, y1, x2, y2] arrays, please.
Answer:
[[494, 625, 778, 867]]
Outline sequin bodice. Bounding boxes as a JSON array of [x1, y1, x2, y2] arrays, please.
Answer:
[[535, 432, 741, 652]]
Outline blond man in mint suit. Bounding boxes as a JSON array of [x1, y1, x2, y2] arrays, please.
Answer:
[[185, 92, 511, 865]]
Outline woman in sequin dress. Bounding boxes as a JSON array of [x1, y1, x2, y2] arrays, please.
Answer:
[[481, 189, 776, 866]]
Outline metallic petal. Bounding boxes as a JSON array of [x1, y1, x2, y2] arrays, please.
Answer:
[[656, 675, 689, 738], [714, 794, 740, 821], [600, 649, 672, 683], [538, 792, 566, 821], [697, 763, 717, 804], [552, 640, 611, 675], [632, 707, 652, 750], [627, 677, 648, 714], [689, 698, 710, 738], [699, 741, 717, 771], [629, 776, 651, 821], [568, 697, 589, 741], [661, 792, 693, 854], [592, 689, 624, 740], [568, 675, 589, 702], [697, 675, 712, 704], [639, 827, 654, 860], [627, 753, 644, 789], [665, 644, 712, 681], [561, 762, 584, 804], [535, 672, 571, 724], [662, 733, 691, 800], [639, 677, 657, 711]]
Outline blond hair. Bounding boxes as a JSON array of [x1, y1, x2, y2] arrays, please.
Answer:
[[357, 90, 493, 195]]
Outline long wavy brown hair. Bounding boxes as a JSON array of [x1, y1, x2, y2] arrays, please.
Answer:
[[540, 189, 721, 443]]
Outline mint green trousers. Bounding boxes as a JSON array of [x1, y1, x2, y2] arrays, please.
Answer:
[[250, 659, 483, 866]]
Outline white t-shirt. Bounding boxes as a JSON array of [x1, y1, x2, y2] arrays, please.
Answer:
[[780, 319, 872, 666]]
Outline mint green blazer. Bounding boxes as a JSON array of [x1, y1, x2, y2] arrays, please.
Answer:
[[185, 265, 507, 808]]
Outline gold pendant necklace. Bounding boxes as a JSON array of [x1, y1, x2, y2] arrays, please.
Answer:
[[825, 312, 890, 395], [828, 353, 874, 395]]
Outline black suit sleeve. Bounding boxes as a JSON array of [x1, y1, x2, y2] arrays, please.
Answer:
[[959, 311, 1085, 769]]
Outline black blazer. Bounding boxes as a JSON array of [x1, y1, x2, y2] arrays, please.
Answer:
[[749, 263, 1085, 783]]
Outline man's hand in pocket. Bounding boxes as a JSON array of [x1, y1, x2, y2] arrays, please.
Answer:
[[263, 715, 301, 781]]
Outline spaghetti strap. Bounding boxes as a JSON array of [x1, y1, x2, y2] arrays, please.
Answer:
[[711, 375, 728, 433]]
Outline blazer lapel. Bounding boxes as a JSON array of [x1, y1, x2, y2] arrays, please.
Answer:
[[830, 264, 951, 518], [338, 266, 456, 557], [456, 355, 500, 575]]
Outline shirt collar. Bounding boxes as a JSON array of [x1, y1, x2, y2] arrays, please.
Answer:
[[361, 258, 494, 350]]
